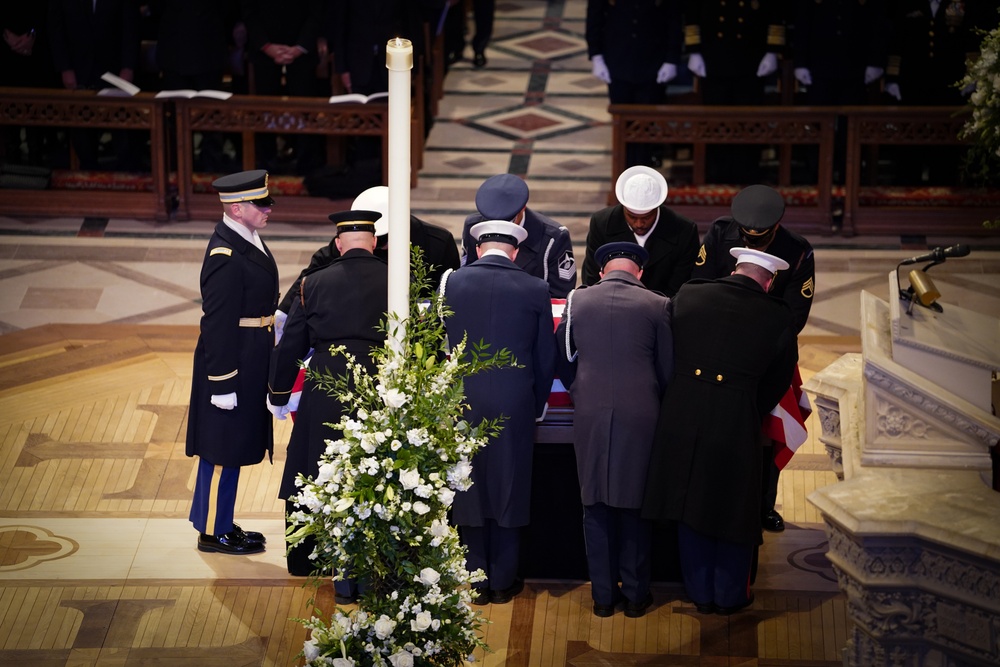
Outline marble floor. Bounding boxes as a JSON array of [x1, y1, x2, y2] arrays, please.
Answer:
[[1, 1, 999, 665]]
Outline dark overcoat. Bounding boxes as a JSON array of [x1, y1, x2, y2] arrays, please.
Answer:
[[582, 204, 699, 297], [642, 275, 797, 545], [585, 0, 683, 84], [441, 254, 557, 528], [461, 208, 577, 298], [186, 222, 279, 467], [268, 248, 388, 499], [555, 271, 673, 509], [692, 217, 815, 333]]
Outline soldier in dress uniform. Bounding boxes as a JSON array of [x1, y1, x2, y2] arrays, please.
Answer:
[[267, 210, 387, 591], [643, 248, 798, 615], [692, 184, 814, 533], [186, 169, 278, 555], [440, 220, 557, 605], [556, 241, 673, 619], [582, 165, 699, 297], [460, 174, 577, 298]]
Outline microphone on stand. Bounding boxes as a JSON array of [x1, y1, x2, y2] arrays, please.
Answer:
[[899, 244, 971, 266]]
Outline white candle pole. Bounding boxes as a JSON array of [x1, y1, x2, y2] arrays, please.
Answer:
[[386, 37, 413, 354]]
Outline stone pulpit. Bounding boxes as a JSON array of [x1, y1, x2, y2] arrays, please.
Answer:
[[804, 273, 1000, 667]]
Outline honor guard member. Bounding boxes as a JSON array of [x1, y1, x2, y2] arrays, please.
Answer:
[[643, 248, 798, 615], [582, 166, 699, 297], [556, 241, 673, 619], [692, 184, 815, 533], [276, 186, 459, 337], [186, 169, 278, 555], [441, 220, 557, 605], [460, 174, 577, 298], [267, 209, 388, 588]]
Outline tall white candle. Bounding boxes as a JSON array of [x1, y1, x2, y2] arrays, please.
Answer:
[[386, 37, 413, 353]]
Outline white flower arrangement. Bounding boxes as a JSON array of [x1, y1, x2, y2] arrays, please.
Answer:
[[957, 12, 1000, 219], [288, 251, 515, 666]]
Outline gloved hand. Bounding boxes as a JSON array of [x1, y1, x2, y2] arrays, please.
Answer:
[[757, 52, 778, 77], [656, 62, 678, 84], [286, 389, 301, 413], [211, 392, 237, 410], [266, 395, 289, 420], [864, 66, 884, 85], [591, 54, 611, 84], [794, 67, 812, 86], [687, 53, 706, 78], [885, 82, 901, 101], [273, 308, 287, 345]]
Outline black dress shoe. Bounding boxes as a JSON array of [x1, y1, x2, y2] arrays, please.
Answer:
[[592, 602, 615, 618], [232, 522, 266, 544], [624, 592, 654, 618], [694, 602, 716, 614], [473, 52, 487, 68], [717, 593, 754, 616], [334, 593, 358, 605], [490, 579, 524, 604], [198, 531, 264, 555], [762, 510, 785, 532]]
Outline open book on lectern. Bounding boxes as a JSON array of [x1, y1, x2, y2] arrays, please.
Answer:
[[97, 71, 140, 97], [328, 91, 388, 104]]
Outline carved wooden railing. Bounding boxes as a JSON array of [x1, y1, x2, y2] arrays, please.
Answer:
[[0, 87, 171, 220], [610, 104, 839, 236]]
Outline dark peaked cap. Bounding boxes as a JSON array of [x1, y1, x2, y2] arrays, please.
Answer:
[[730, 184, 785, 231], [329, 209, 381, 235], [475, 174, 529, 221], [213, 169, 274, 206], [595, 241, 649, 269]]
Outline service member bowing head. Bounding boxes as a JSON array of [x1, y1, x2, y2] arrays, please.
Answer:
[[729, 246, 789, 292], [615, 166, 668, 237], [595, 241, 649, 279], [329, 209, 381, 254], [731, 184, 785, 251], [471, 219, 528, 259], [214, 168, 275, 232]]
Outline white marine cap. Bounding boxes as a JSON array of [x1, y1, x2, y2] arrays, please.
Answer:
[[615, 165, 668, 214], [352, 185, 390, 237], [470, 219, 528, 247], [730, 247, 790, 274]]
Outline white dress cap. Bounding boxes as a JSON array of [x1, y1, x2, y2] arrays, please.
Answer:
[[471, 219, 528, 247], [730, 247, 790, 274], [615, 165, 668, 214], [352, 185, 390, 237]]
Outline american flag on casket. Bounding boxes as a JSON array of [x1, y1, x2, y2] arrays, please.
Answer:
[[287, 299, 573, 420]]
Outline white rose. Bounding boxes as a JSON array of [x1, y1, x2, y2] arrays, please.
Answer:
[[383, 388, 409, 409], [303, 638, 320, 660], [387, 650, 414, 667], [416, 567, 440, 586], [412, 501, 431, 515], [398, 468, 420, 490], [373, 614, 397, 640], [437, 487, 455, 506], [410, 610, 433, 632]]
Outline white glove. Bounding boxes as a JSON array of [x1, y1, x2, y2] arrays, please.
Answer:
[[864, 66, 884, 85], [211, 392, 237, 410], [591, 54, 611, 84], [656, 62, 677, 84], [794, 67, 812, 86], [273, 309, 287, 345], [687, 53, 706, 78], [756, 52, 778, 77], [885, 82, 901, 101], [266, 395, 289, 420], [285, 389, 301, 413]]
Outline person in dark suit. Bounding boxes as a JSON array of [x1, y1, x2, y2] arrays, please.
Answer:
[[186, 169, 279, 556], [267, 209, 388, 588], [692, 185, 814, 534], [443, 0, 493, 68], [582, 166, 699, 297], [2, 5, 59, 166], [555, 242, 673, 619], [643, 247, 798, 615], [586, 0, 682, 166], [275, 185, 459, 337], [440, 220, 557, 605], [460, 174, 577, 299], [153, 0, 237, 91]]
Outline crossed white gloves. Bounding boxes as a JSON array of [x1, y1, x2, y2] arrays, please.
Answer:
[[211, 392, 237, 410], [657, 62, 677, 84], [591, 54, 611, 84], [266, 395, 290, 420], [756, 52, 778, 77]]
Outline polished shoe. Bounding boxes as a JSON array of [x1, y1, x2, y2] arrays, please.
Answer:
[[694, 601, 716, 614], [473, 52, 487, 68], [762, 509, 785, 532], [334, 593, 358, 605], [197, 531, 264, 555], [232, 522, 266, 544], [623, 592, 654, 618], [717, 593, 755, 616], [490, 579, 524, 604], [592, 602, 615, 618]]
